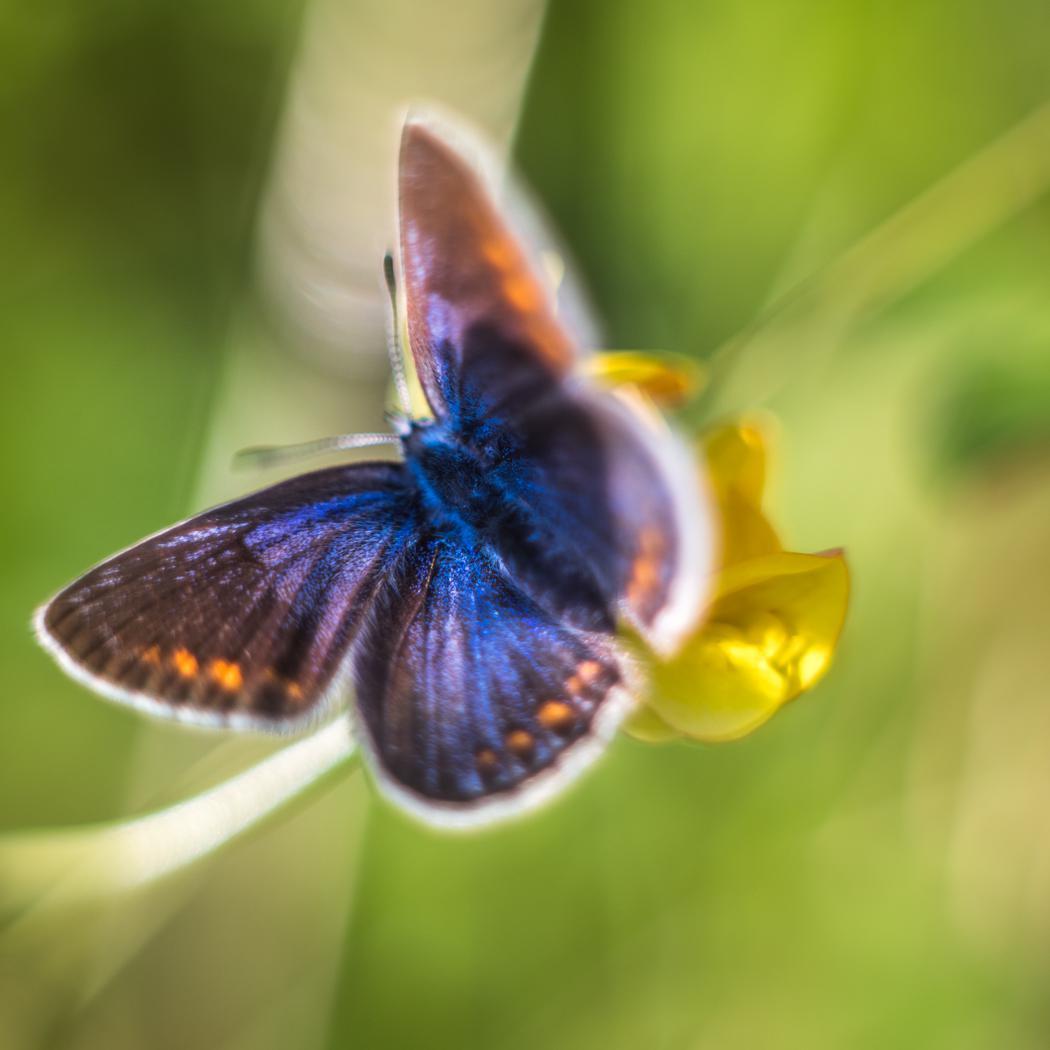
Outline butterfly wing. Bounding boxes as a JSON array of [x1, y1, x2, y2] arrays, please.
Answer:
[[398, 119, 711, 654], [351, 534, 632, 825], [486, 386, 709, 651], [35, 118, 708, 830], [398, 118, 578, 418], [36, 462, 416, 731]]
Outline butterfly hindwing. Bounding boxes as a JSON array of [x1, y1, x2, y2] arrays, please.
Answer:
[[466, 376, 705, 650], [37, 462, 415, 730], [351, 535, 631, 822]]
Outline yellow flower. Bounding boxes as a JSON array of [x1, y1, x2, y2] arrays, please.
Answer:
[[410, 344, 847, 744], [628, 419, 850, 743], [584, 349, 706, 408]]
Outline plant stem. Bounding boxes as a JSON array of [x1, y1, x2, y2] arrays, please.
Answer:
[[1, 719, 358, 912]]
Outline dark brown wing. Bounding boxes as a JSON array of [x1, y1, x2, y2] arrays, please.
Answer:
[[396, 118, 711, 656], [398, 119, 577, 417], [351, 534, 632, 826], [36, 462, 416, 731]]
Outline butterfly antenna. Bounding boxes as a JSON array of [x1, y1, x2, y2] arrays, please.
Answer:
[[383, 251, 413, 415], [234, 432, 400, 470]]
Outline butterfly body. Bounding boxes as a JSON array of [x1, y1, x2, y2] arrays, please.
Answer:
[[36, 117, 711, 826], [402, 418, 511, 541]]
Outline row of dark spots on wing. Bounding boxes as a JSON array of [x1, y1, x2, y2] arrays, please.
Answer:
[[114, 639, 306, 716]]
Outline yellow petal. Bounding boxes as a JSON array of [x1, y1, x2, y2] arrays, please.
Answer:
[[715, 487, 782, 566], [624, 702, 682, 743], [647, 550, 850, 742], [701, 419, 781, 565], [585, 350, 706, 408], [703, 419, 770, 506]]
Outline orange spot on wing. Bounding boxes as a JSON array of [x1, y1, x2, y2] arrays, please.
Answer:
[[627, 526, 667, 607], [502, 273, 541, 312], [265, 668, 305, 704], [172, 648, 198, 678], [567, 659, 604, 696], [209, 659, 243, 691], [506, 729, 535, 759], [538, 700, 576, 733], [577, 660, 602, 684], [475, 747, 499, 775], [141, 645, 161, 666], [627, 564, 660, 606], [481, 238, 514, 269]]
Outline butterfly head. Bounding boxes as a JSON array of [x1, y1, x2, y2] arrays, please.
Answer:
[[401, 418, 505, 539]]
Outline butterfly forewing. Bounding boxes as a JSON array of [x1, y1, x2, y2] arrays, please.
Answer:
[[37, 463, 415, 730], [398, 121, 578, 417]]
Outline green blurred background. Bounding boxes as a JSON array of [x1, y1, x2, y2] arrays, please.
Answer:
[[4, 1, 1050, 1047]]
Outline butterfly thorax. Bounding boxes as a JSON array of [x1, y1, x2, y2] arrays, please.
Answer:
[[402, 420, 511, 539]]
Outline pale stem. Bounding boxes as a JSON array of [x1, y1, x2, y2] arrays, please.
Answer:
[[105, 719, 357, 891], [2, 720, 357, 913]]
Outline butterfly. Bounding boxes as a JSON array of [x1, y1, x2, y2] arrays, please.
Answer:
[[35, 116, 711, 828]]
